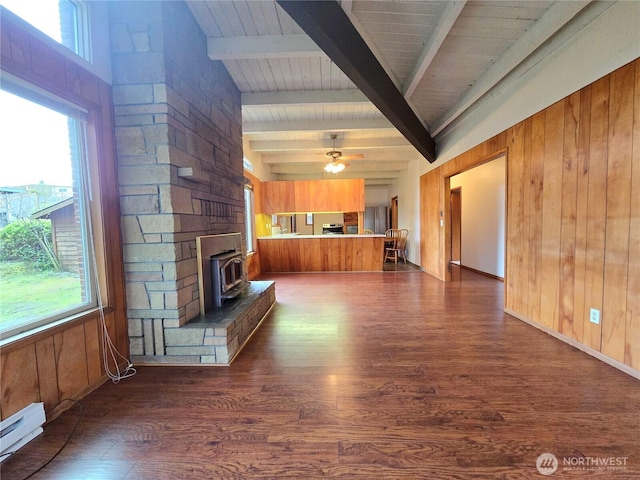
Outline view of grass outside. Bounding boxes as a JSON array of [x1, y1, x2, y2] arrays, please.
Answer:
[[0, 2, 96, 339], [0, 88, 91, 339], [0, 261, 82, 333]]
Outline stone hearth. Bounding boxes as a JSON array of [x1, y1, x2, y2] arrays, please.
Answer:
[[152, 281, 275, 365]]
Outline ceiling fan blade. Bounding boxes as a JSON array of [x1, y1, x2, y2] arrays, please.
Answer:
[[339, 154, 364, 160]]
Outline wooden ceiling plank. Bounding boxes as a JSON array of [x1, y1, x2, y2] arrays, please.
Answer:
[[269, 161, 409, 174], [261, 151, 413, 165], [275, 171, 400, 181], [207, 34, 323, 60], [242, 89, 370, 108], [277, 0, 436, 163], [187, 1, 222, 37], [250, 137, 411, 152], [244, 118, 395, 134], [432, 0, 590, 136], [403, 1, 466, 99]]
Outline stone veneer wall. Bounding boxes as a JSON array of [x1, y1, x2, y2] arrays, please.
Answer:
[[110, 1, 245, 361]]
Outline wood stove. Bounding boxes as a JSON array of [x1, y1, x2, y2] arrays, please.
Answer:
[[210, 250, 246, 308], [196, 233, 248, 313]]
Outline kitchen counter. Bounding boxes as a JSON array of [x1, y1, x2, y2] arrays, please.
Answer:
[[258, 234, 385, 239], [257, 235, 385, 272]]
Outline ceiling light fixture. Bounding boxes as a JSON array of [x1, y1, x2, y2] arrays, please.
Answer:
[[324, 133, 347, 174], [324, 161, 346, 173]]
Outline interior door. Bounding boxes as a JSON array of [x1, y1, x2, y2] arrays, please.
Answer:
[[390, 196, 398, 229], [450, 187, 461, 264]]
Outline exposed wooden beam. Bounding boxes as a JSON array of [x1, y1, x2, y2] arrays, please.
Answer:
[[242, 89, 370, 108], [403, 1, 466, 98], [364, 178, 396, 186], [207, 34, 322, 60], [261, 151, 412, 164], [277, 0, 436, 163], [249, 137, 411, 152], [269, 161, 409, 174], [275, 171, 399, 181], [431, 0, 590, 136], [243, 118, 394, 134]]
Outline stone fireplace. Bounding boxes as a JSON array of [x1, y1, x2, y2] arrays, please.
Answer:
[[112, 2, 275, 365], [184, 233, 274, 364]]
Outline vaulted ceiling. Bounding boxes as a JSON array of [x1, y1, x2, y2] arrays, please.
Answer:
[[186, 0, 594, 186]]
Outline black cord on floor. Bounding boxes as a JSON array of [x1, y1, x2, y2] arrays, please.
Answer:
[[6, 398, 84, 480]]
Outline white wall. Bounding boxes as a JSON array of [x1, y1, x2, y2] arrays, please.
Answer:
[[364, 186, 389, 206], [390, 155, 423, 265], [242, 138, 275, 180], [450, 157, 505, 278]]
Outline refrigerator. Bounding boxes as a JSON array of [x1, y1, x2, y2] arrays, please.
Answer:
[[364, 206, 389, 234]]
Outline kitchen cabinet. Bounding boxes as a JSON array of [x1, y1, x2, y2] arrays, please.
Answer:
[[261, 180, 295, 213], [258, 179, 364, 214]]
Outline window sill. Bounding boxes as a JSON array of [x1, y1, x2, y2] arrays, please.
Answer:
[[0, 306, 112, 352]]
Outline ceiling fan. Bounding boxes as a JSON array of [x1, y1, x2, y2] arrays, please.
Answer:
[[323, 134, 364, 173]]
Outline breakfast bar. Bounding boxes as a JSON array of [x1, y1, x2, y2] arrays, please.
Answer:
[[257, 234, 385, 272]]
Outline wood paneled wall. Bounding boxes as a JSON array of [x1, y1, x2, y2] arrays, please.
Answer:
[[420, 58, 640, 372], [258, 236, 384, 272], [0, 10, 128, 419]]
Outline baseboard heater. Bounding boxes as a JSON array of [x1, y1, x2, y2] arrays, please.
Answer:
[[0, 403, 46, 462]]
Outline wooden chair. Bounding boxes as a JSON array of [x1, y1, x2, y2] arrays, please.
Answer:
[[384, 229, 409, 264], [363, 229, 374, 234]]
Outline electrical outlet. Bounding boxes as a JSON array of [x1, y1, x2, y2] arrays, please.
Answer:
[[590, 308, 600, 325]]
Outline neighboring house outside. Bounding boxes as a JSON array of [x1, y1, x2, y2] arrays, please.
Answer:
[[0, 184, 73, 227], [31, 197, 82, 274]]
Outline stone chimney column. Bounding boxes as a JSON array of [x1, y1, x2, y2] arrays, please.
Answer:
[[110, 1, 244, 361]]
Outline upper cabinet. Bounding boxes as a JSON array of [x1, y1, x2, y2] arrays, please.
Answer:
[[259, 179, 364, 214], [260, 180, 295, 214]]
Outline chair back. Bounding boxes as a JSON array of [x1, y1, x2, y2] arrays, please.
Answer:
[[395, 229, 409, 249], [385, 228, 400, 240], [385, 228, 408, 248]]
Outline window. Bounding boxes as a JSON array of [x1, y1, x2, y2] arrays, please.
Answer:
[[0, 82, 96, 339], [244, 186, 255, 254], [0, 0, 92, 61]]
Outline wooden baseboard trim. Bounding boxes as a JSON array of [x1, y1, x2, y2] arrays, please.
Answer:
[[504, 308, 640, 381]]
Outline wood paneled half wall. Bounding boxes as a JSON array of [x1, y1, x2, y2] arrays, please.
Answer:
[[420, 58, 640, 375], [0, 10, 128, 420]]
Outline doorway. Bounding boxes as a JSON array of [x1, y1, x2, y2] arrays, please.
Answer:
[[448, 155, 505, 279], [450, 187, 461, 265], [390, 196, 398, 229]]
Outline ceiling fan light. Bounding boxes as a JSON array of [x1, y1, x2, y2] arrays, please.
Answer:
[[324, 161, 345, 173]]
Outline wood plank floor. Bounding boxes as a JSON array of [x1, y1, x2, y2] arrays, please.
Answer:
[[2, 268, 639, 479]]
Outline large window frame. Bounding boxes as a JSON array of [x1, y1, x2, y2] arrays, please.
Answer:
[[0, 0, 92, 62], [0, 4, 116, 344], [0, 76, 101, 340]]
